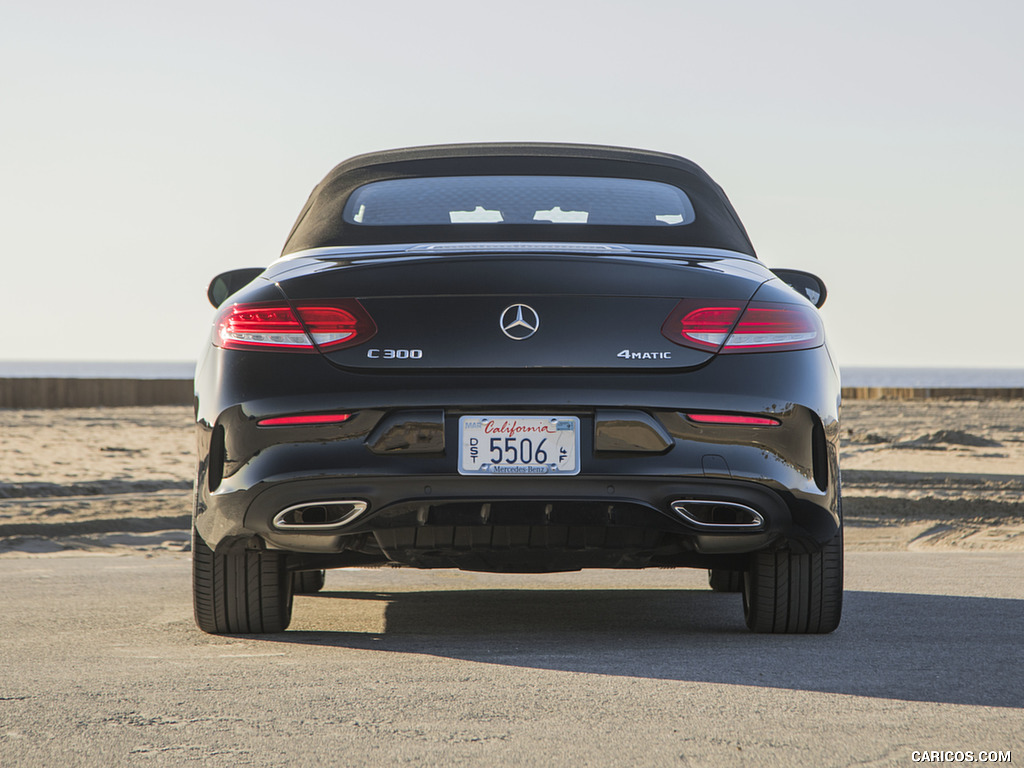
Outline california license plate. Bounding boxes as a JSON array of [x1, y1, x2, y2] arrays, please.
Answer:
[[458, 416, 580, 475]]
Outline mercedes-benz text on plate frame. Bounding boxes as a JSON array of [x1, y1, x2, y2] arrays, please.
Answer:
[[459, 416, 580, 475]]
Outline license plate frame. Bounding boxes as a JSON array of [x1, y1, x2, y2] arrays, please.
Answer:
[[458, 415, 581, 476]]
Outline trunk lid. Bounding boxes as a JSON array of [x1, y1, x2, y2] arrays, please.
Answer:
[[272, 250, 768, 370]]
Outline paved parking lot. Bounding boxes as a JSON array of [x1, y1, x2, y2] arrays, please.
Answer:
[[1, 551, 1020, 767]]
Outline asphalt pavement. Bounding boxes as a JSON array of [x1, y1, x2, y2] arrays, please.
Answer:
[[1, 551, 1020, 767]]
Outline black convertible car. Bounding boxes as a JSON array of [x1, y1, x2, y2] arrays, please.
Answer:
[[193, 143, 842, 635]]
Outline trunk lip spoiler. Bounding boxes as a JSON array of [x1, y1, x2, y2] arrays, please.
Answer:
[[275, 242, 760, 264]]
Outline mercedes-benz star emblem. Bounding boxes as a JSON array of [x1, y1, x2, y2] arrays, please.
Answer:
[[500, 304, 540, 340]]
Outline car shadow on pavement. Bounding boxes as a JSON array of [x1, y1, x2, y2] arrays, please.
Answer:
[[258, 587, 1023, 709]]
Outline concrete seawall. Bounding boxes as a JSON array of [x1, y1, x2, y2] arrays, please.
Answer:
[[1, 378, 1022, 409], [841, 386, 1024, 401], [0, 379, 193, 409]]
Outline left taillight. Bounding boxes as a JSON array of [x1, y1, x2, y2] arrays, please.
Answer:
[[661, 299, 823, 354], [214, 300, 377, 352]]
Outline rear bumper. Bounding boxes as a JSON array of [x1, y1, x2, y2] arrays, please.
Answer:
[[197, 469, 838, 571], [250, 472, 834, 555], [193, 345, 841, 569]]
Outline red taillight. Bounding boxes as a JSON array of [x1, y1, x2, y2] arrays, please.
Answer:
[[672, 305, 743, 349], [215, 301, 376, 352], [661, 300, 822, 353], [257, 413, 353, 427], [685, 413, 781, 426]]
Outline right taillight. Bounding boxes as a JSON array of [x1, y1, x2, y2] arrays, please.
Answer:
[[661, 299, 823, 353]]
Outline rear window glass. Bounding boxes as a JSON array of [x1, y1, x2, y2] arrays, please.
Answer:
[[341, 176, 696, 227]]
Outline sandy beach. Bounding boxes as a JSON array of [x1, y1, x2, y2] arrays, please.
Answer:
[[1, 399, 1021, 556]]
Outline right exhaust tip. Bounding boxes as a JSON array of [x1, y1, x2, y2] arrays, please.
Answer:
[[670, 500, 765, 530]]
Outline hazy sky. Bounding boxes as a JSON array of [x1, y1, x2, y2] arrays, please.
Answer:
[[3, 0, 1022, 367]]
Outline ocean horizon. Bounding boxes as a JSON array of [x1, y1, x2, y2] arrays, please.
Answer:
[[1, 360, 1023, 387]]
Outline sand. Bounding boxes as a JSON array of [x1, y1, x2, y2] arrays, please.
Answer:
[[1, 400, 1021, 556]]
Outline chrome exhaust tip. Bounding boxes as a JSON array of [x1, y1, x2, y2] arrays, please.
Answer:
[[273, 500, 369, 530], [670, 500, 765, 530]]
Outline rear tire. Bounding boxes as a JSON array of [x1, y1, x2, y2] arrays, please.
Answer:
[[292, 569, 326, 594], [192, 528, 293, 634], [742, 527, 843, 634], [708, 568, 744, 592]]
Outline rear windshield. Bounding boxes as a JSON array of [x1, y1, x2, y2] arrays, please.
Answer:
[[341, 176, 696, 227]]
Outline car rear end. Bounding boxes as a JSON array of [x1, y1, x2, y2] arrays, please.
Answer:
[[192, 144, 842, 635], [194, 246, 841, 630]]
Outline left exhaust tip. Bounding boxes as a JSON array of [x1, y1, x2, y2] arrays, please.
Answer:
[[273, 501, 369, 530]]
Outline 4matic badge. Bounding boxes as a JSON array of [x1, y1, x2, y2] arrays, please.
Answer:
[[617, 349, 672, 360]]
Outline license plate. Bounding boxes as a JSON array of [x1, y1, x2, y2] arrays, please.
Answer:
[[458, 416, 580, 476]]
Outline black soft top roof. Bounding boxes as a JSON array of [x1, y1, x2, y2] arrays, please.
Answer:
[[281, 143, 756, 257]]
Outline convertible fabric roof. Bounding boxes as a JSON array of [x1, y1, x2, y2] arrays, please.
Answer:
[[280, 143, 756, 257]]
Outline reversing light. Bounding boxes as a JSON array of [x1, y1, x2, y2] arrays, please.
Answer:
[[720, 305, 821, 350], [685, 413, 781, 426], [215, 300, 376, 352], [257, 413, 353, 427], [661, 300, 823, 353]]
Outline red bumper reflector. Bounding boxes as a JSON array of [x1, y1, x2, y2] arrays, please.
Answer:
[[685, 413, 781, 426], [257, 413, 353, 427]]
